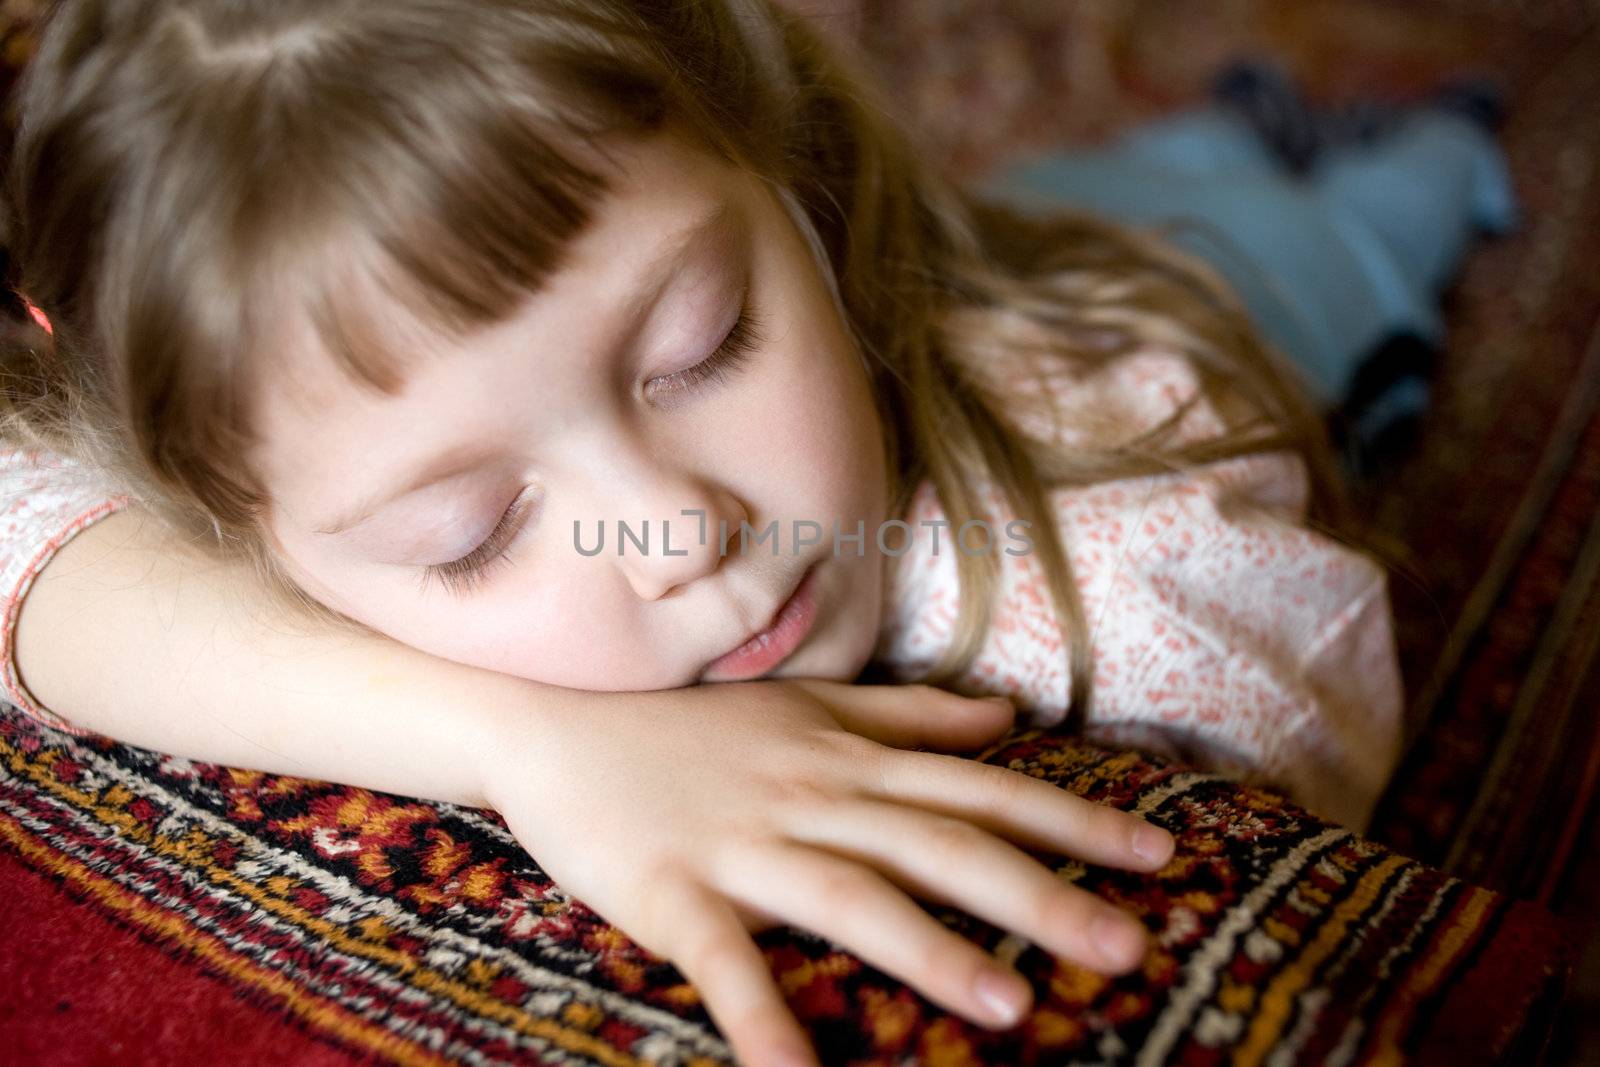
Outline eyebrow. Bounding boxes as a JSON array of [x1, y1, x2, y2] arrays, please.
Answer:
[[313, 199, 744, 538]]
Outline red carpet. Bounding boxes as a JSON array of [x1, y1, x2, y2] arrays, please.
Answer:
[[0, 842, 367, 1066], [0, 714, 1572, 1065]]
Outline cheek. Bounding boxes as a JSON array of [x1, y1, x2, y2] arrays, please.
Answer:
[[736, 339, 883, 522], [411, 594, 608, 683]]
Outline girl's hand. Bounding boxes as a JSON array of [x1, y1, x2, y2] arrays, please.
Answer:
[[480, 679, 1174, 1067]]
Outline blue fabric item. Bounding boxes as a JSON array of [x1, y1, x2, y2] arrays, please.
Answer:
[[979, 107, 1517, 412]]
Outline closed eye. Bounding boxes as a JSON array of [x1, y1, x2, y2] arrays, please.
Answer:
[[645, 295, 767, 403], [418, 491, 536, 596]]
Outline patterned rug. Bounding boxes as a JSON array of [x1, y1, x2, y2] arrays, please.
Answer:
[[0, 709, 1572, 1065]]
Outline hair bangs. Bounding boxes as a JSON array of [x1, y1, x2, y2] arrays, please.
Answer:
[[264, 118, 622, 402], [211, 13, 672, 401]]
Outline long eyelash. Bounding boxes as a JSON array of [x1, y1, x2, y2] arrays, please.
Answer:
[[651, 300, 768, 398], [419, 494, 531, 597]]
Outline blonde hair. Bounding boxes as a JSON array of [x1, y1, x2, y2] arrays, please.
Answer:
[[1, 0, 1403, 728]]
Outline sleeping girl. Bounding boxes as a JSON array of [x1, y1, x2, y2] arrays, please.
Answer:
[[0, 3, 1403, 1066]]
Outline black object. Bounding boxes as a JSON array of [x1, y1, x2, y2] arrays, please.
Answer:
[[1213, 58, 1507, 179], [1328, 332, 1439, 484], [1213, 59, 1323, 176], [1433, 77, 1508, 133]]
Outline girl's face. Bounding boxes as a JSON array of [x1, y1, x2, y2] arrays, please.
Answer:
[[249, 131, 892, 692]]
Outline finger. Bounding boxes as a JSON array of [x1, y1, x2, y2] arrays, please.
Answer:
[[780, 795, 1151, 974], [662, 879, 822, 1067], [719, 840, 1037, 1031], [869, 747, 1175, 873], [787, 679, 1015, 752]]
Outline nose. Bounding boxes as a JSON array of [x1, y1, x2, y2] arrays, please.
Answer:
[[587, 445, 751, 602]]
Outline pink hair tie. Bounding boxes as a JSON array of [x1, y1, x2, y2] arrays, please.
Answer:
[[19, 297, 52, 335]]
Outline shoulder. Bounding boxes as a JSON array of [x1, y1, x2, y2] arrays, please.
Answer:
[[985, 344, 1312, 525], [1, 444, 136, 567], [0, 444, 133, 739], [990, 344, 1232, 453], [2, 443, 129, 501]]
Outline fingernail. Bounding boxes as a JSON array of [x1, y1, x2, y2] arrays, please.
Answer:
[[985, 696, 1013, 710], [1132, 823, 1174, 865], [1091, 914, 1148, 970], [973, 969, 1030, 1027]]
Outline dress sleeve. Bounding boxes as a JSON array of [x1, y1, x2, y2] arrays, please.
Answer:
[[875, 346, 1407, 829], [1254, 573, 1405, 830], [1, 445, 136, 736], [1059, 354, 1404, 828]]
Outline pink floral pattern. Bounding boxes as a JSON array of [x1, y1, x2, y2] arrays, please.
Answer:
[[872, 347, 1404, 828]]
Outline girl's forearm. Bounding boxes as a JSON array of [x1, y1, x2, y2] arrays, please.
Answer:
[[12, 505, 561, 809]]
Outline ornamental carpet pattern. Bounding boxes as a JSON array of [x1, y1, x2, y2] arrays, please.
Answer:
[[1, 709, 1568, 1065]]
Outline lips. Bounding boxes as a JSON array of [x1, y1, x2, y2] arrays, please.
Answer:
[[699, 562, 821, 683]]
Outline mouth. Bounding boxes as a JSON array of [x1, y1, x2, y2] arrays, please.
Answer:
[[699, 561, 822, 683]]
